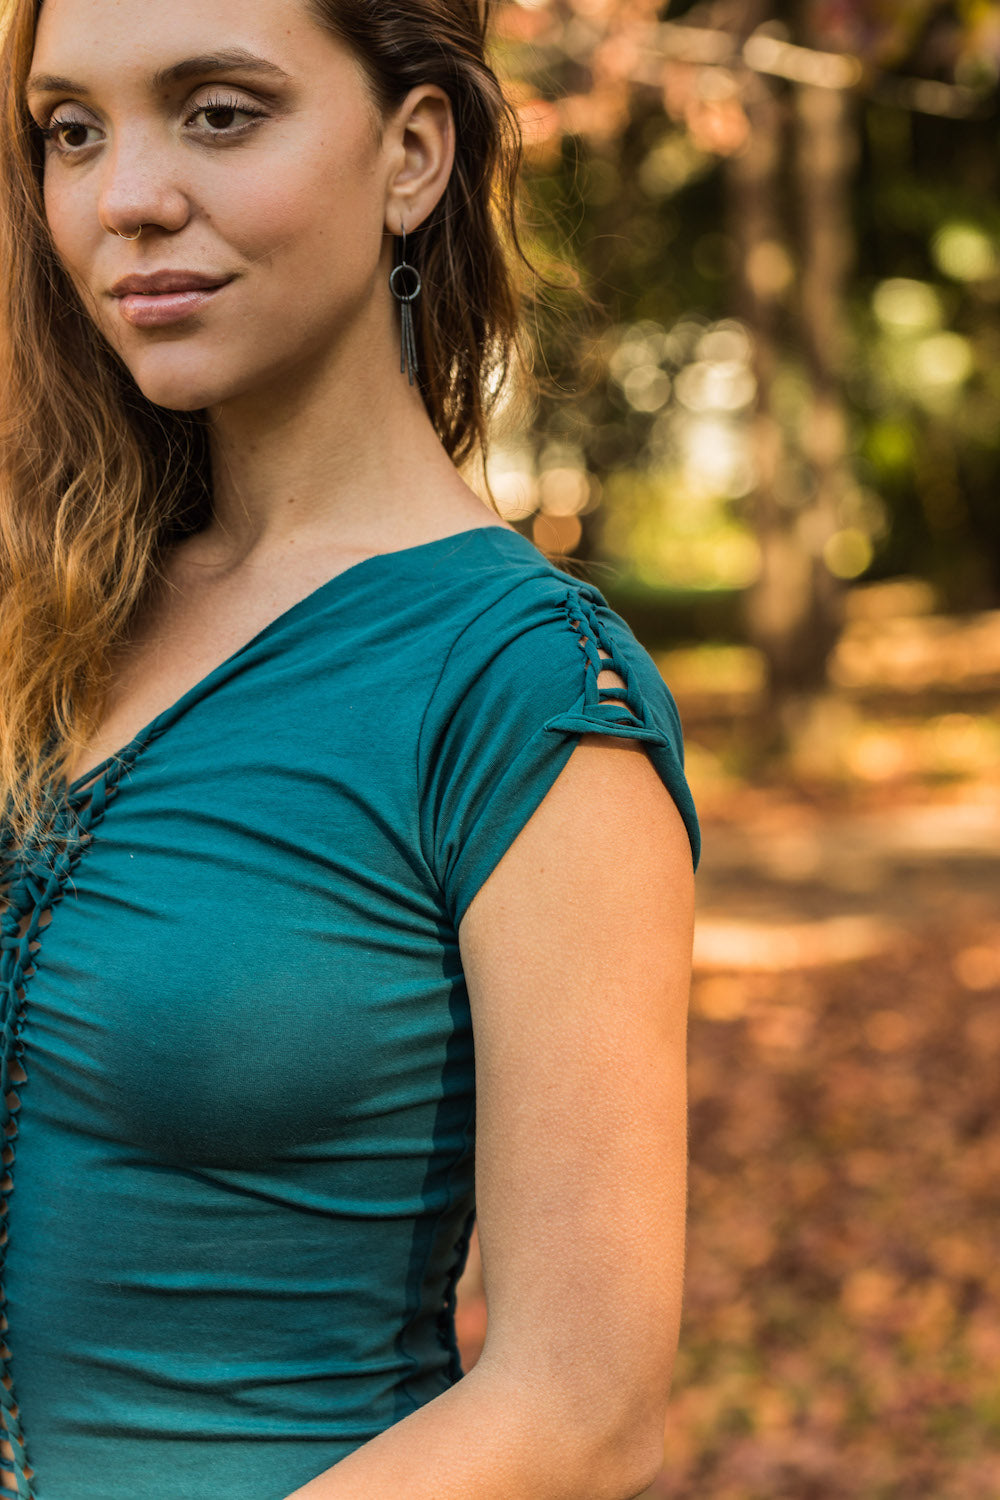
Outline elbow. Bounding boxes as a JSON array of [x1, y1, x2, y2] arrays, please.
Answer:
[[571, 1396, 669, 1500], [588, 1424, 666, 1500], [471, 1349, 672, 1499], [583, 1374, 674, 1500]]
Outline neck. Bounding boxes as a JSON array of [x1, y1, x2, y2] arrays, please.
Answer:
[[197, 280, 484, 567]]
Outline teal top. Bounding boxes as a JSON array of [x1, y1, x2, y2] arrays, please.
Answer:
[[0, 525, 699, 1500]]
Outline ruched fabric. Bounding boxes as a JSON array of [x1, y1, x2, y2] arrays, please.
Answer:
[[0, 526, 698, 1500]]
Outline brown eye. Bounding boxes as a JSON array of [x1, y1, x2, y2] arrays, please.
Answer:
[[191, 96, 268, 135], [203, 106, 239, 130], [41, 117, 93, 149]]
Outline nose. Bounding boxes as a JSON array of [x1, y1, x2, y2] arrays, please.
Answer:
[[97, 126, 192, 239]]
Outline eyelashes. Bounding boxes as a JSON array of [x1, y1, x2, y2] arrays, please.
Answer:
[[190, 93, 270, 136], [37, 93, 269, 153]]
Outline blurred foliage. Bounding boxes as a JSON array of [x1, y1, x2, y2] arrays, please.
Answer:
[[465, 16, 1000, 1492], [485, 0, 1000, 677]]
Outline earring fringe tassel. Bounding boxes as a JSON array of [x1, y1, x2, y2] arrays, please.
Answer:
[[389, 227, 421, 387]]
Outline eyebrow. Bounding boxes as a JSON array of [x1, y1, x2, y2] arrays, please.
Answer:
[[25, 48, 292, 100]]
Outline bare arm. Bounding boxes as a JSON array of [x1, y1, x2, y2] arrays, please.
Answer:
[[282, 733, 695, 1500]]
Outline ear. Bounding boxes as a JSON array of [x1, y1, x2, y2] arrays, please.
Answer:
[[383, 84, 455, 235]]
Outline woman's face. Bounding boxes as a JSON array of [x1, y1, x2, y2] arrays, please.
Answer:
[[26, 0, 435, 413]]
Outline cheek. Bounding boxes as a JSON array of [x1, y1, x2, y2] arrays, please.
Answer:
[[43, 161, 92, 246], [43, 180, 104, 317], [218, 131, 382, 269], [43, 172, 81, 266]]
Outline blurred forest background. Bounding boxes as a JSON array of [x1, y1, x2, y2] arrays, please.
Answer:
[[457, 2, 1000, 1496]]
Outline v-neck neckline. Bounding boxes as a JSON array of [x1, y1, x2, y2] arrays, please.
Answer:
[[65, 523, 527, 804]]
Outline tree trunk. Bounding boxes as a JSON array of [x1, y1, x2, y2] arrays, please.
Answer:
[[726, 53, 802, 712], [728, 13, 858, 722], [790, 77, 857, 686]]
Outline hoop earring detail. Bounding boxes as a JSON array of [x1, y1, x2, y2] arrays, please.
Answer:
[[389, 226, 421, 386]]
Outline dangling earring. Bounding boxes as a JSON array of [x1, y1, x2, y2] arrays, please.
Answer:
[[389, 223, 421, 386]]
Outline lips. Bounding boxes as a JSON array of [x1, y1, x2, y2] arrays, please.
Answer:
[[114, 280, 232, 329], [111, 270, 233, 297]]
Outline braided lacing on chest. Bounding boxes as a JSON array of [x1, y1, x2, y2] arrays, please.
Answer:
[[0, 746, 145, 1499]]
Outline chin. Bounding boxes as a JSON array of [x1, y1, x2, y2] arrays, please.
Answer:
[[135, 384, 224, 414], [123, 356, 243, 413]]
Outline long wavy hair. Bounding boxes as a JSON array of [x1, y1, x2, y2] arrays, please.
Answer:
[[0, 0, 555, 852]]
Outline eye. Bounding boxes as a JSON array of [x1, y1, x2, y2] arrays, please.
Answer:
[[188, 93, 268, 135], [38, 113, 93, 151], [35, 92, 268, 154]]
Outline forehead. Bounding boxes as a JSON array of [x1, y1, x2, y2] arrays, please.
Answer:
[[29, 0, 338, 87]]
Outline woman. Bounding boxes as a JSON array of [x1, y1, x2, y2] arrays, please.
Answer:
[[0, 0, 699, 1496]]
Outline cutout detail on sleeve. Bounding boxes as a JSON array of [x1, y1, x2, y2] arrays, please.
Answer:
[[542, 590, 671, 745]]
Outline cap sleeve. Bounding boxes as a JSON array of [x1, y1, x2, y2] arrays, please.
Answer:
[[417, 577, 701, 931]]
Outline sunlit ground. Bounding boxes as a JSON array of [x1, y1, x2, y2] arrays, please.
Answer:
[[455, 592, 1000, 1499]]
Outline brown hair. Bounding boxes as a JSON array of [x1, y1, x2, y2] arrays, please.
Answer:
[[0, 0, 553, 852]]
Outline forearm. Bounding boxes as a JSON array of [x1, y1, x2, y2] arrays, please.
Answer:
[[280, 1358, 653, 1500]]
